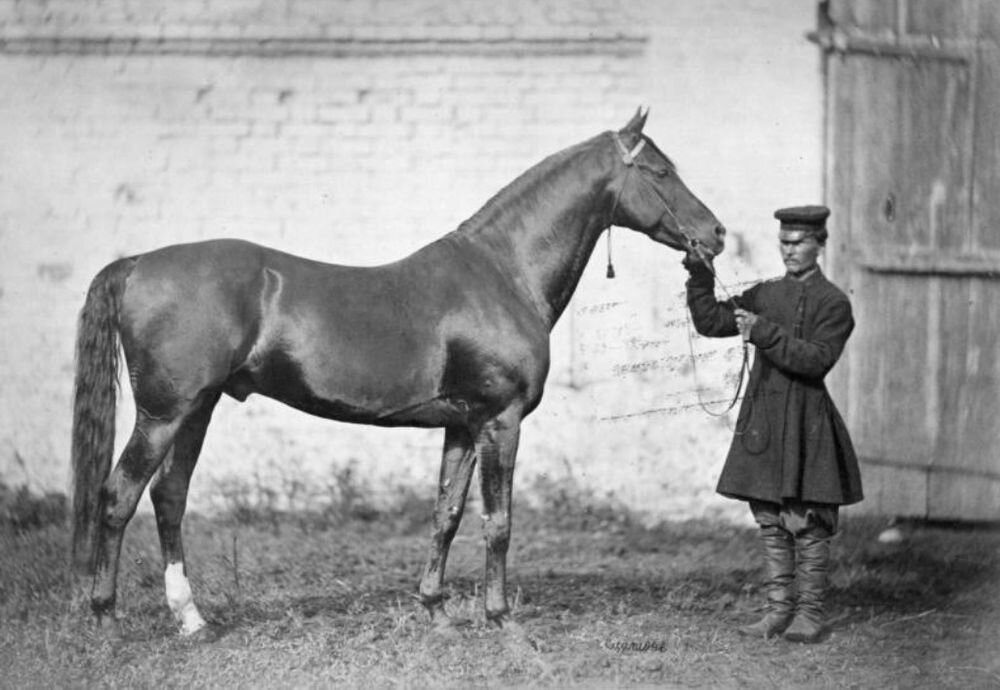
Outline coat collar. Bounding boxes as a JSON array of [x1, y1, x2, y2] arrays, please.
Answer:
[[783, 265, 824, 285]]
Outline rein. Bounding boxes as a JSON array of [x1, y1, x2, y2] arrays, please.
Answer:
[[608, 132, 749, 418], [681, 259, 750, 419]]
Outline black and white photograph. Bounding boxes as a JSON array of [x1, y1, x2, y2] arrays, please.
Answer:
[[1, 1, 998, 687]]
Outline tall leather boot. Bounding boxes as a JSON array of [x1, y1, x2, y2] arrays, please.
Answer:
[[784, 531, 831, 643], [739, 524, 795, 638]]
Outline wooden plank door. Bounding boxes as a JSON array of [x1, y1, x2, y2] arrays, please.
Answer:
[[817, 0, 1000, 520]]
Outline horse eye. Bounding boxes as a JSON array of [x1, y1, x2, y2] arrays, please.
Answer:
[[655, 168, 671, 178]]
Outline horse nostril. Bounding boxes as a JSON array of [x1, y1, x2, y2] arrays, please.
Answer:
[[715, 225, 727, 239]]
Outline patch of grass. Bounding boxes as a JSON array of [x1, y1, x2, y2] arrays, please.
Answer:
[[0, 481, 67, 532], [3, 476, 999, 688], [524, 469, 636, 533], [211, 462, 433, 535]]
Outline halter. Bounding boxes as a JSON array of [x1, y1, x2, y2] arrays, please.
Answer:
[[604, 134, 646, 277], [608, 132, 704, 256], [614, 133, 647, 166], [607, 132, 749, 417]]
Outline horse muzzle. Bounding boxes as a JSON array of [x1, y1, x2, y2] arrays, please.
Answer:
[[690, 224, 726, 257]]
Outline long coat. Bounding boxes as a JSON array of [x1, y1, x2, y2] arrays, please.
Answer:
[[685, 261, 864, 506]]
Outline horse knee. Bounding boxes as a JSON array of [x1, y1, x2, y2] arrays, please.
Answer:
[[481, 513, 510, 552], [435, 503, 465, 535]]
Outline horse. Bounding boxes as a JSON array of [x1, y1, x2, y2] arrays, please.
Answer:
[[70, 108, 726, 636]]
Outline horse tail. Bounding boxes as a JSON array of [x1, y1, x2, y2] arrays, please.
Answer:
[[71, 257, 135, 575]]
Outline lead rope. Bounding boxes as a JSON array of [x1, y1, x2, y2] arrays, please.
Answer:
[[682, 248, 750, 424], [643, 180, 750, 422]]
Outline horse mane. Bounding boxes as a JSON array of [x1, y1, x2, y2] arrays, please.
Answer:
[[453, 133, 607, 237]]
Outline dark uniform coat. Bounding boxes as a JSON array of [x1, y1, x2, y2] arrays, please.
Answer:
[[685, 261, 863, 506]]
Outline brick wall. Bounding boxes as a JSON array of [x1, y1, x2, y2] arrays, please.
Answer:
[[0, 0, 821, 522]]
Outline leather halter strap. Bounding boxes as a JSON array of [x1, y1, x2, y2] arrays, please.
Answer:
[[613, 133, 646, 166]]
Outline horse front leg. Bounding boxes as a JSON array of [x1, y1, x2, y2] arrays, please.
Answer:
[[476, 411, 521, 626], [419, 426, 476, 624]]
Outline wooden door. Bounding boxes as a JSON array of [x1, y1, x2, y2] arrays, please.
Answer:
[[816, 0, 1000, 520]]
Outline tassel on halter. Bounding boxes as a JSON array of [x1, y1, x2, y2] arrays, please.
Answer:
[[604, 133, 644, 280], [606, 227, 616, 279]]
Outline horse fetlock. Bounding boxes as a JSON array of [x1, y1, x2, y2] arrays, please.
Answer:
[[91, 598, 123, 637], [418, 575, 443, 602], [90, 593, 116, 618], [164, 563, 206, 634]]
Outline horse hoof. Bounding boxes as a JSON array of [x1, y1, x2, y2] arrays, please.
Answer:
[[180, 623, 220, 643], [429, 617, 463, 638], [499, 619, 539, 651], [95, 613, 124, 640], [485, 607, 511, 628]]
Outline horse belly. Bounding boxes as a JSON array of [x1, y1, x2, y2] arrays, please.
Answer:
[[241, 333, 459, 427]]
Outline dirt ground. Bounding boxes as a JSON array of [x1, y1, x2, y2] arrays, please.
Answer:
[[2, 486, 999, 689]]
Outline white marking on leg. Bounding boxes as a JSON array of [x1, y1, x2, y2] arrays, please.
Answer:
[[164, 562, 207, 635]]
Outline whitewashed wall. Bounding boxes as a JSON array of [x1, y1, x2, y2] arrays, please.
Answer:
[[0, 0, 822, 523]]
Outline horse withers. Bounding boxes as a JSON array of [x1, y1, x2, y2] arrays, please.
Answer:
[[70, 108, 725, 636]]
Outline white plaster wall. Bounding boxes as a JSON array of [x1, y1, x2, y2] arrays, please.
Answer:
[[0, 0, 822, 524]]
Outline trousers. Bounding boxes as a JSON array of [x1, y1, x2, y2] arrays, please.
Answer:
[[748, 499, 838, 538]]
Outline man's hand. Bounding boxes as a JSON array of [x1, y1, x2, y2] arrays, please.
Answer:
[[734, 308, 758, 341], [682, 247, 712, 272]]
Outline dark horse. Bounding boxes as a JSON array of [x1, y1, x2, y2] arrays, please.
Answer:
[[71, 109, 725, 636]]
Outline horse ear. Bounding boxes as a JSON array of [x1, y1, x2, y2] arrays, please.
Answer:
[[620, 106, 649, 138]]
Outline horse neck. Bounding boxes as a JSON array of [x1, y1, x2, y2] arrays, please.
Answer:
[[458, 141, 613, 330]]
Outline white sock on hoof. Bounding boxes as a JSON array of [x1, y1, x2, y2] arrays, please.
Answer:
[[164, 562, 207, 635]]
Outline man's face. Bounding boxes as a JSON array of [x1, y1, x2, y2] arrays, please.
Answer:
[[779, 229, 822, 275]]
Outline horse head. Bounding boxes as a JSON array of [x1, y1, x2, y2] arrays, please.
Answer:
[[609, 108, 726, 258]]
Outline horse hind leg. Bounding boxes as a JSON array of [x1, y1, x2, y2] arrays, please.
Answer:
[[149, 391, 221, 636], [89, 411, 187, 633], [419, 426, 477, 625]]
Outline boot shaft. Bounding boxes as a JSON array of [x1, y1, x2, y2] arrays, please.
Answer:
[[758, 525, 796, 612], [737, 525, 796, 638], [784, 532, 831, 643]]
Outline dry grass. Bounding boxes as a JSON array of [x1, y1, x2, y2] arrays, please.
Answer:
[[1, 481, 999, 689]]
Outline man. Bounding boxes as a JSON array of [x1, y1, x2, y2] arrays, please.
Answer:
[[683, 205, 863, 644]]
